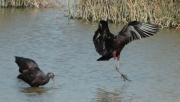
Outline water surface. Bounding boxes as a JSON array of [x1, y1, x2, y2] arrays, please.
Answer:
[[0, 8, 180, 102]]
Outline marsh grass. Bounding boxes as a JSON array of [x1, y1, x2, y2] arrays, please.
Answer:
[[69, 0, 180, 28], [0, 0, 61, 8]]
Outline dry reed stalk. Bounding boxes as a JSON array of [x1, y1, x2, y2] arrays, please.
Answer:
[[69, 0, 180, 28], [0, 0, 62, 8]]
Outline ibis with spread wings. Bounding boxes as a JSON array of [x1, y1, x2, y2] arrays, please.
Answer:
[[93, 20, 160, 81]]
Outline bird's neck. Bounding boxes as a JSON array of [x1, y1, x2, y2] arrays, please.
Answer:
[[42, 75, 51, 84]]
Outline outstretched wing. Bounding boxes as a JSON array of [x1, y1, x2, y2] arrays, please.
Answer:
[[93, 30, 107, 55], [15, 56, 39, 73], [119, 21, 160, 44]]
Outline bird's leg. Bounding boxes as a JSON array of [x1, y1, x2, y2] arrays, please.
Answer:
[[113, 52, 127, 81], [113, 51, 130, 81], [113, 52, 121, 71], [117, 60, 120, 69], [116, 55, 131, 82], [114, 59, 117, 67], [116, 55, 120, 72], [113, 51, 117, 67]]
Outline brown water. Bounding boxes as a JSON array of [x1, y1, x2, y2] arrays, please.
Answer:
[[0, 8, 180, 102]]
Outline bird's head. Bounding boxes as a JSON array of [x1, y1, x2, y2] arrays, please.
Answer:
[[47, 72, 57, 88], [47, 72, 54, 79]]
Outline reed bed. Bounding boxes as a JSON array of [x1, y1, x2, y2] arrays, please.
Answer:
[[69, 0, 180, 28], [0, 0, 61, 8]]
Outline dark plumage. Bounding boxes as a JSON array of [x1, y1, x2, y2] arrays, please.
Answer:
[[15, 56, 39, 73], [17, 68, 57, 87], [15, 56, 57, 87], [93, 20, 160, 81]]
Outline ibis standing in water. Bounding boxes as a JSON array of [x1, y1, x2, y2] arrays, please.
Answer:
[[93, 20, 160, 81], [15, 56, 57, 87]]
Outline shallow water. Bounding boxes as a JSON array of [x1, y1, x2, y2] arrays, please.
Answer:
[[0, 8, 180, 102]]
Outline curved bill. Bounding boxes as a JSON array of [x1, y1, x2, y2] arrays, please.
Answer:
[[51, 78, 58, 88]]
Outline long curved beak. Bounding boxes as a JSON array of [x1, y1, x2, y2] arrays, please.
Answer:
[[51, 78, 58, 88]]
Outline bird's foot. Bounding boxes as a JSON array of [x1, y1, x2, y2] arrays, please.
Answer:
[[115, 66, 120, 73], [121, 74, 131, 82], [115, 66, 131, 82]]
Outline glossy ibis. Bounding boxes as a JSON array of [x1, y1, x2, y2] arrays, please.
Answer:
[[93, 20, 160, 81], [15, 56, 39, 73], [15, 56, 57, 87], [17, 68, 57, 87]]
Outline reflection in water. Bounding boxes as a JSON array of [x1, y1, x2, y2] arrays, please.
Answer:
[[19, 87, 57, 102], [20, 87, 57, 94], [93, 85, 128, 102]]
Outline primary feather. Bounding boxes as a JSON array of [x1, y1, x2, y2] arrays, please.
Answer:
[[119, 21, 160, 44]]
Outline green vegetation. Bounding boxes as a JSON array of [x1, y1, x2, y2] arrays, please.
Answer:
[[69, 0, 180, 28]]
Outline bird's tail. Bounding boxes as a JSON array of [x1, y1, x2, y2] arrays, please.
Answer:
[[97, 56, 111, 61]]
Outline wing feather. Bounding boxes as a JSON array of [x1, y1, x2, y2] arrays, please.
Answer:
[[17, 70, 36, 85], [93, 30, 107, 55], [119, 21, 160, 44]]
